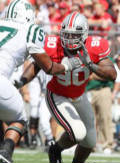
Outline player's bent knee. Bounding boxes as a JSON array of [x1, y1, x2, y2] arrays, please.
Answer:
[[87, 137, 96, 148], [6, 120, 27, 137], [73, 121, 87, 143], [88, 129, 96, 148], [82, 130, 96, 148]]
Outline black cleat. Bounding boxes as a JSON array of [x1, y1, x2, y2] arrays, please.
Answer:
[[48, 143, 62, 163], [30, 135, 37, 149], [0, 149, 12, 163]]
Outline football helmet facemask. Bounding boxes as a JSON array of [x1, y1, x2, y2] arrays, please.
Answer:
[[6, 0, 35, 23], [60, 12, 89, 51]]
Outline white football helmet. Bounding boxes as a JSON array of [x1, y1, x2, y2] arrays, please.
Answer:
[[60, 12, 89, 50], [6, 0, 35, 23]]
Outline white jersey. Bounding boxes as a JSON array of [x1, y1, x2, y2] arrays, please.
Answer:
[[38, 70, 52, 93], [0, 19, 45, 78]]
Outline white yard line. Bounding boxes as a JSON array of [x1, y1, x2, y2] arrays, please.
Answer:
[[14, 149, 120, 158], [14, 149, 39, 154], [13, 158, 120, 163]]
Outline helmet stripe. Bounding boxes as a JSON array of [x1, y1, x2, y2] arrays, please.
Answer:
[[73, 13, 80, 27], [69, 12, 78, 28], [67, 15, 71, 26], [7, 0, 15, 18], [11, 0, 20, 18]]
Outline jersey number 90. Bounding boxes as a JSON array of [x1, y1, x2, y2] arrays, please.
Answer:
[[57, 66, 90, 86]]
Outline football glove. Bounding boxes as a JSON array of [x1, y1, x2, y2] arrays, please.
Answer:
[[61, 57, 82, 72], [14, 77, 27, 89], [77, 43, 98, 72]]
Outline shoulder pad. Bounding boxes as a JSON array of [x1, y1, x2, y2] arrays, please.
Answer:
[[26, 24, 45, 54], [44, 35, 64, 62], [86, 36, 110, 63]]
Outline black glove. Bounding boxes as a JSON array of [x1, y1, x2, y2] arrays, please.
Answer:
[[14, 77, 27, 89]]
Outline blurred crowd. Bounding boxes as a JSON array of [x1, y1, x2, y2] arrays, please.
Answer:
[[1, 0, 120, 55], [1, 0, 120, 155]]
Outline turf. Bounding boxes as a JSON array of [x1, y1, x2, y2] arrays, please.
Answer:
[[13, 149, 120, 163]]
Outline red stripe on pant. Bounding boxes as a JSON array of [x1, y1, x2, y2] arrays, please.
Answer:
[[47, 89, 75, 142]]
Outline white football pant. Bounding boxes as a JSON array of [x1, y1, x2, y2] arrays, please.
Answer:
[[29, 77, 41, 118], [39, 97, 53, 140], [0, 74, 26, 122], [46, 90, 96, 148]]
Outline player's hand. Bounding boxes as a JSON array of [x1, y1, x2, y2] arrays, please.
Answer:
[[14, 80, 24, 89], [77, 43, 92, 67], [14, 77, 27, 89], [61, 57, 82, 72], [77, 43, 98, 72]]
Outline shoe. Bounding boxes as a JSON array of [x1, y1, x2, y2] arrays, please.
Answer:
[[0, 149, 12, 163], [30, 135, 37, 149], [48, 143, 62, 163], [103, 148, 112, 154]]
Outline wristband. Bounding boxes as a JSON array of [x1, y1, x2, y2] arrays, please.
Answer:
[[62, 63, 69, 72], [20, 77, 28, 86], [14, 77, 28, 89], [88, 62, 99, 72]]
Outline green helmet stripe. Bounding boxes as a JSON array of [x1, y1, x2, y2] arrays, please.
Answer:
[[7, 0, 15, 18], [27, 24, 34, 42], [32, 26, 40, 43], [11, 0, 20, 18]]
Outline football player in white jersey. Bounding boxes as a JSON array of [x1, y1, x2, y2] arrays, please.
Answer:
[[0, 0, 81, 163]]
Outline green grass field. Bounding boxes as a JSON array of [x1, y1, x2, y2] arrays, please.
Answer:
[[13, 149, 120, 163]]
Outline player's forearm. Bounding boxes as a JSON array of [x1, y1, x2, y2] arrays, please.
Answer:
[[32, 53, 65, 75], [91, 64, 117, 81], [20, 62, 40, 85], [49, 62, 65, 75], [89, 73, 107, 81]]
